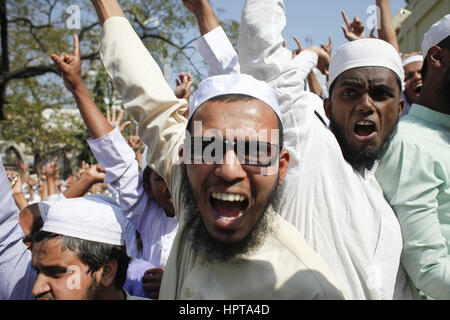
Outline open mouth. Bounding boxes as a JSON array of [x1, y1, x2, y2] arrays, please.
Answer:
[[210, 192, 249, 225], [354, 120, 377, 140], [414, 84, 422, 95]]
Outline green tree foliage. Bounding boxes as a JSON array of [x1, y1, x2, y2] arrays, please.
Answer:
[[0, 0, 239, 171]]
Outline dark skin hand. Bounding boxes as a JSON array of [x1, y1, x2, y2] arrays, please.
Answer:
[[142, 267, 165, 299]]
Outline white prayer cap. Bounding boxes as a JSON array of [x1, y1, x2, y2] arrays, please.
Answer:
[[422, 14, 450, 58], [190, 74, 282, 124], [402, 55, 424, 68], [328, 38, 405, 91], [42, 194, 127, 246]]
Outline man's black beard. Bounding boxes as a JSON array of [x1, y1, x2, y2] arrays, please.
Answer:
[[180, 170, 281, 264], [329, 115, 398, 173], [439, 65, 450, 110]]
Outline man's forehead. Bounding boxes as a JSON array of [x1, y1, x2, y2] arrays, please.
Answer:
[[335, 66, 400, 88], [192, 99, 279, 130], [404, 61, 423, 73], [32, 237, 70, 266]]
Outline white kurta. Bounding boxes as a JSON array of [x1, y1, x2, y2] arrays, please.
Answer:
[[100, 16, 347, 300], [237, 0, 415, 300], [88, 128, 178, 268]]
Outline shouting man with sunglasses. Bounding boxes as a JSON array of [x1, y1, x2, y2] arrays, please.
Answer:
[[91, 0, 346, 299]]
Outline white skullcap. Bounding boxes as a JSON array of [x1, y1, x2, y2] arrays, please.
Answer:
[[402, 55, 424, 67], [190, 74, 282, 124], [42, 194, 127, 246], [422, 14, 450, 58], [328, 38, 405, 91]]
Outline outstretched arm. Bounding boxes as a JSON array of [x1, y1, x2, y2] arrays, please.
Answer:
[[182, 0, 219, 36], [93, 0, 188, 200], [376, 0, 400, 52], [90, 0, 126, 26], [187, 0, 240, 76], [51, 35, 113, 139], [63, 164, 105, 198]]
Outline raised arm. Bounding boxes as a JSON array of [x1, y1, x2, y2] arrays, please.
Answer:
[[182, 0, 219, 36], [376, 0, 400, 52], [92, 0, 188, 202], [90, 0, 126, 26], [6, 170, 28, 210], [51, 35, 113, 139], [187, 0, 240, 76], [63, 164, 105, 198]]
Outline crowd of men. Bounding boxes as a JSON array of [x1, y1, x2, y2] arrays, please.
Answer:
[[0, 0, 449, 300]]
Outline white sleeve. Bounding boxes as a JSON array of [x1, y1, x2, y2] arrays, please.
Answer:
[[193, 26, 240, 76], [100, 17, 187, 217], [238, 0, 325, 170], [87, 127, 149, 231], [292, 50, 318, 82]]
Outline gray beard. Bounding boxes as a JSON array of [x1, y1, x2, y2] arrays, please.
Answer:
[[180, 170, 281, 264]]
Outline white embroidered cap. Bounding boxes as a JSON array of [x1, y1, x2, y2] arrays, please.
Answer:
[[422, 14, 450, 58], [190, 73, 282, 124], [42, 194, 127, 246], [328, 38, 405, 91]]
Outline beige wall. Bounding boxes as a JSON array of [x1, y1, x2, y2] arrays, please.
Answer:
[[397, 0, 450, 54]]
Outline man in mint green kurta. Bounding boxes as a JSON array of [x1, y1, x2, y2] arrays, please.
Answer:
[[375, 16, 450, 300], [376, 104, 450, 299]]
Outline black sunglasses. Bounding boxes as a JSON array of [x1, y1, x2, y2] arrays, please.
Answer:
[[186, 136, 281, 167]]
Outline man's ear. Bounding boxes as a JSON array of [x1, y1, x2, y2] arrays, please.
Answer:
[[99, 259, 118, 288], [398, 98, 404, 118], [429, 46, 446, 69], [278, 150, 290, 185], [324, 98, 332, 120]]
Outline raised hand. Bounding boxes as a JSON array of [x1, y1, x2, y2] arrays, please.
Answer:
[[43, 157, 59, 179], [50, 35, 82, 92], [142, 267, 165, 300], [341, 10, 365, 42], [6, 170, 22, 195], [306, 46, 330, 76], [76, 161, 89, 179], [182, 0, 209, 15], [291, 36, 304, 59], [85, 163, 106, 183], [320, 36, 333, 57], [127, 128, 142, 152], [174, 72, 194, 102], [107, 108, 131, 133]]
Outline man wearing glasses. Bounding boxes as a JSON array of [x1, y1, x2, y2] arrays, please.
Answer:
[[90, 0, 346, 299]]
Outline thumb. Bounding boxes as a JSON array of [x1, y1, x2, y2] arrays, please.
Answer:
[[51, 53, 64, 67]]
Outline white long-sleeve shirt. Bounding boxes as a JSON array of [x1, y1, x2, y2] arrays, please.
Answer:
[[193, 25, 329, 127], [100, 16, 348, 300], [236, 0, 415, 300], [88, 128, 178, 268]]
